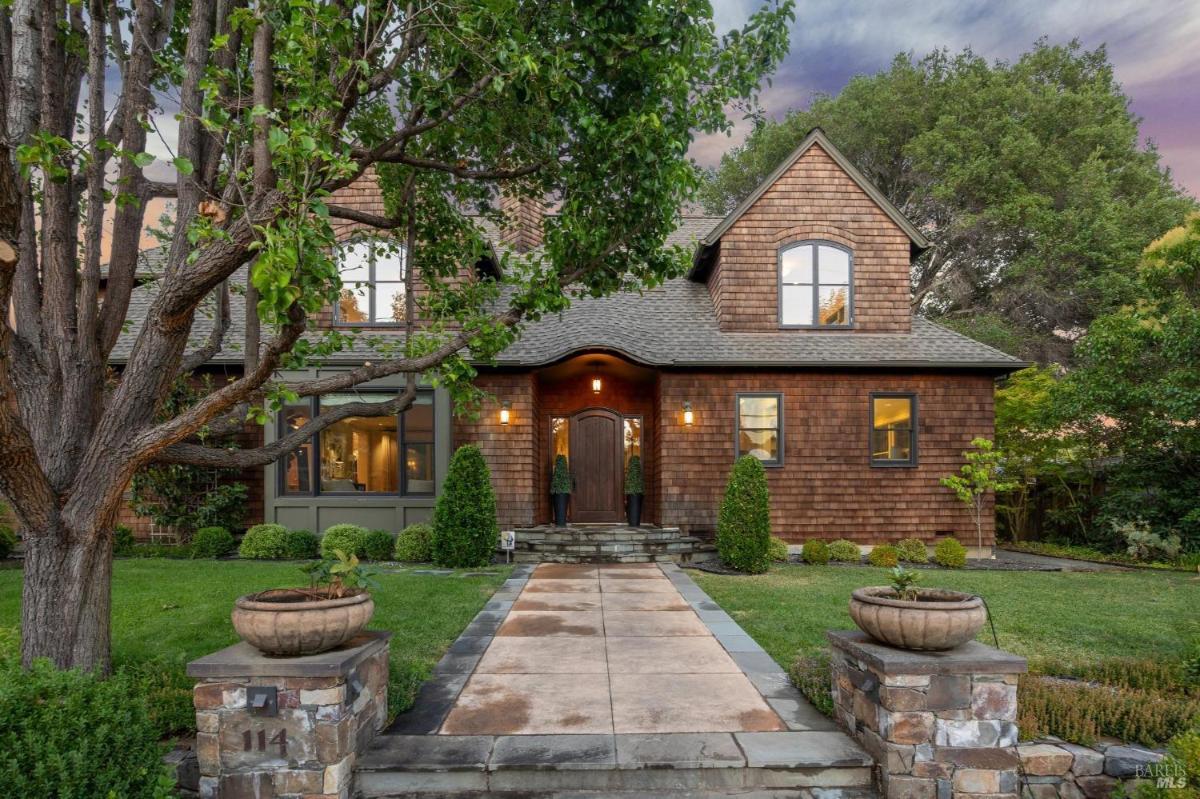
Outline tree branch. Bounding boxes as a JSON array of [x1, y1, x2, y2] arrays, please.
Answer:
[[177, 281, 231, 375]]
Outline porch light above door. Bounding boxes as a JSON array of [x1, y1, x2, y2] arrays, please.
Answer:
[[500, 401, 511, 425], [683, 402, 694, 426], [591, 376, 602, 394]]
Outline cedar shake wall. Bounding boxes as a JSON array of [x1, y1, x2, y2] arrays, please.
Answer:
[[711, 143, 913, 333], [533, 372, 660, 527], [452, 372, 539, 530], [658, 370, 996, 545]]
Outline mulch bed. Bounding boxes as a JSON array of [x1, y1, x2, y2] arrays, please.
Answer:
[[684, 555, 1061, 576]]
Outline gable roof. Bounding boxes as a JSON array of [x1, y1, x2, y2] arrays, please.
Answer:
[[692, 128, 930, 275]]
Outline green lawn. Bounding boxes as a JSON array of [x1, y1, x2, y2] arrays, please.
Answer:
[[0, 559, 509, 732], [694, 564, 1200, 669]]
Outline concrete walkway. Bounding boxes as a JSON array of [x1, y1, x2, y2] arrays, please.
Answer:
[[440, 562, 793, 735]]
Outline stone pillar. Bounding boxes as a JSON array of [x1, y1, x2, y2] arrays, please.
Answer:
[[187, 632, 390, 799], [828, 631, 1027, 799]]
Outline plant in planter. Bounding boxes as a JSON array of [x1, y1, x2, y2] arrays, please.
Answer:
[[551, 454, 571, 527], [848, 564, 986, 651], [625, 455, 644, 527], [231, 550, 377, 656]]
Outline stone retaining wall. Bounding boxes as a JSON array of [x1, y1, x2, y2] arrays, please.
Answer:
[[1017, 740, 1165, 799]]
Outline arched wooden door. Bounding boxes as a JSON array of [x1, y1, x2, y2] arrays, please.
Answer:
[[569, 408, 623, 523]]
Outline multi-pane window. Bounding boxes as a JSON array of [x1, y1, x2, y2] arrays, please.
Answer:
[[871, 394, 917, 466], [736, 394, 783, 466], [780, 242, 852, 327], [335, 239, 406, 324], [279, 392, 435, 495]]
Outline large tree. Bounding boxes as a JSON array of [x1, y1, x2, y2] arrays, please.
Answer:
[[701, 41, 1195, 362], [0, 0, 792, 671]]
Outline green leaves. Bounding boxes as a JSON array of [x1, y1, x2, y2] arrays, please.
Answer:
[[171, 156, 193, 175]]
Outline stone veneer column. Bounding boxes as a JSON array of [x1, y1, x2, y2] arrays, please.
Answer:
[[828, 631, 1027, 799], [187, 632, 390, 799]]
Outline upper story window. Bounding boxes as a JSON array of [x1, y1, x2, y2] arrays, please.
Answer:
[[335, 239, 406, 325], [779, 241, 852, 327], [736, 393, 783, 466], [870, 393, 917, 467]]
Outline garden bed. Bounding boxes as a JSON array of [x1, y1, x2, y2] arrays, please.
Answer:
[[1000, 541, 1200, 572]]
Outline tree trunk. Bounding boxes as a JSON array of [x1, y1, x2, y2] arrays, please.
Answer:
[[20, 522, 113, 673]]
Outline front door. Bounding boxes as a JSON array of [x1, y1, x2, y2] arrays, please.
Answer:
[[569, 409, 623, 522]]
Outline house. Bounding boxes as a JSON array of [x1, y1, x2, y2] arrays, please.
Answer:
[[111, 129, 1024, 553]]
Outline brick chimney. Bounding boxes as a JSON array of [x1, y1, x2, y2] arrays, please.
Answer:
[[499, 192, 545, 253]]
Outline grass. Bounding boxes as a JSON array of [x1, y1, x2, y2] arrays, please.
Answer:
[[693, 564, 1200, 668], [0, 559, 509, 735]]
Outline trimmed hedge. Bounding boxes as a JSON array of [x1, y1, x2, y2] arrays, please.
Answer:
[[113, 524, 135, 556], [767, 536, 790, 563], [190, 526, 235, 559], [363, 530, 395, 561], [895, 537, 929, 564], [281, 529, 319, 559], [828, 539, 860, 562], [238, 523, 290, 559], [716, 455, 771, 574], [432, 446, 499, 568], [320, 524, 369, 559], [801, 539, 830, 565], [934, 537, 968, 568], [867, 544, 899, 568], [0, 631, 175, 799], [394, 523, 434, 562]]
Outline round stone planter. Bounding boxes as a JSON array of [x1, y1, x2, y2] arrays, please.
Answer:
[[231, 588, 374, 656], [848, 586, 986, 651]]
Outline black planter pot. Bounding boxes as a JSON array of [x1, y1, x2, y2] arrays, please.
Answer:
[[552, 494, 569, 527], [626, 494, 643, 527]]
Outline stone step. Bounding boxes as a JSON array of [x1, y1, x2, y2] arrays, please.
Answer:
[[356, 731, 876, 798], [499, 525, 716, 564]]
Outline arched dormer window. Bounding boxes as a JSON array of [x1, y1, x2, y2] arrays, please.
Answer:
[[779, 241, 852, 327], [334, 238, 406, 325]]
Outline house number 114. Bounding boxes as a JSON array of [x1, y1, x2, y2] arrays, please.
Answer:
[[242, 729, 287, 757]]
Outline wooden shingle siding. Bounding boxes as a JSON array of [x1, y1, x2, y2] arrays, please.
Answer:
[[657, 371, 995, 545], [452, 373, 539, 530], [712, 143, 913, 333]]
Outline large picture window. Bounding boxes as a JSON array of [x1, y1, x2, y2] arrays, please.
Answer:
[[779, 241, 852, 327], [871, 393, 917, 466], [279, 392, 435, 496], [334, 239, 406, 325], [736, 393, 783, 466]]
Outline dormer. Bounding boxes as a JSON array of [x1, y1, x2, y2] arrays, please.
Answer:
[[690, 129, 929, 334]]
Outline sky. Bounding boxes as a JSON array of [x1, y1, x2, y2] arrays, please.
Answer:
[[692, 0, 1200, 198]]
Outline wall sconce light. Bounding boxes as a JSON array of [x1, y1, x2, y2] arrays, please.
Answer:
[[591, 377, 602, 394], [499, 401, 511, 426], [683, 402, 694, 426]]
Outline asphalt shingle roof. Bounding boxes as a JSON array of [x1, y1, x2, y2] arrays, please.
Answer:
[[109, 215, 1025, 371]]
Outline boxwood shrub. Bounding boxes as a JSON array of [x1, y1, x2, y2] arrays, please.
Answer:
[[395, 523, 434, 562], [238, 523, 290, 559], [716, 455, 771, 574], [320, 524, 370, 559], [767, 536, 790, 563], [0, 524, 14, 559], [934, 537, 968, 568], [0, 630, 175, 799], [432, 446, 499, 568], [895, 537, 929, 564], [827, 539, 860, 562], [867, 544, 899, 568], [801, 539, 830, 565], [190, 526, 235, 558], [281, 529, 319, 559], [112, 524, 135, 556], [362, 529, 395, 561]]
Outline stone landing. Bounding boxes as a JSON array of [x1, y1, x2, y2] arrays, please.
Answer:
[[357, 563, 873, 798], [505, 524, 717, 564]]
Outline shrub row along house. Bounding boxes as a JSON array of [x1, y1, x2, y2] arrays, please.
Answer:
[[109, 130, 1024, 551]]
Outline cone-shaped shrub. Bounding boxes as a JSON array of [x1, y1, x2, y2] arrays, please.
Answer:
[[716, 455, 771, 574], [433, 445, 499, 568]]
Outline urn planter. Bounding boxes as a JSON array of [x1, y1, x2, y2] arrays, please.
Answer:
[[232, 588, 374, 656], [848, 586, 986, 651]]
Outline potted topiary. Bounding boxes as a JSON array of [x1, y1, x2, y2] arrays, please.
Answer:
[[231, 550, 376, 656], [625, 455, 644, 527], [551, 454, 571, 527], [848, 566, 986, 651]]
